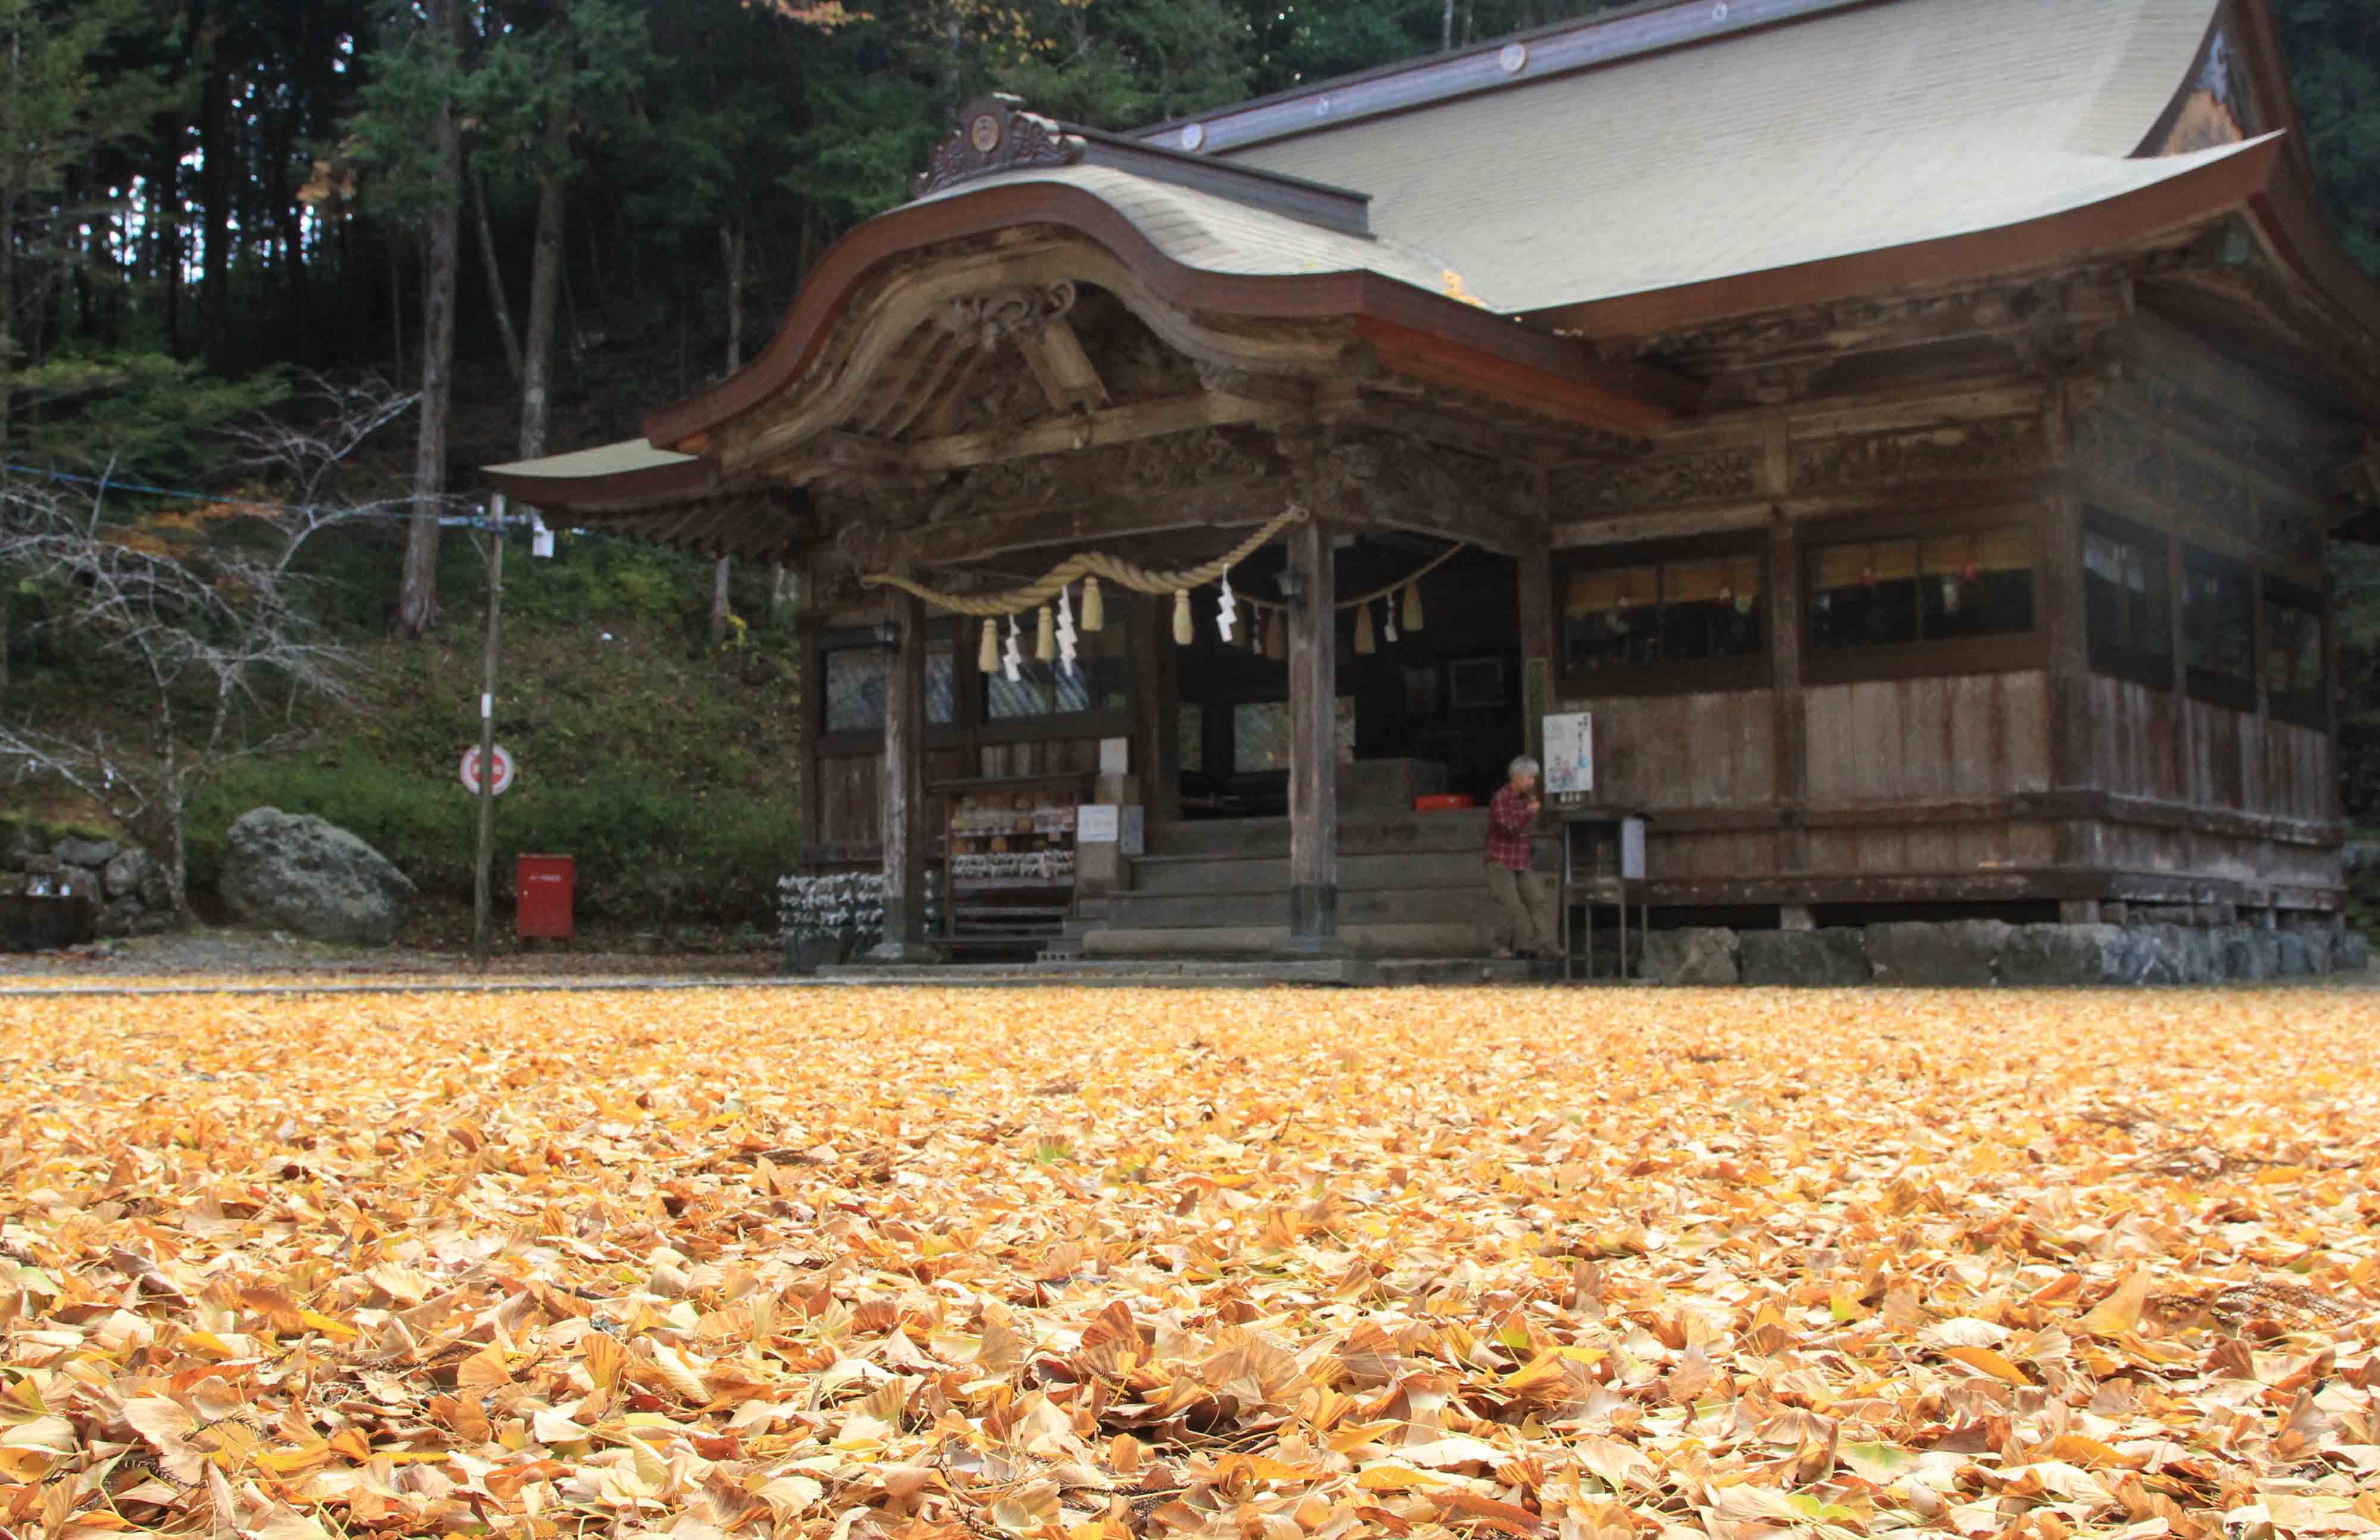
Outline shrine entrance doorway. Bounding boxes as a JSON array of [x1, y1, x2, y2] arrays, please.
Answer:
[[1170, 540, 1524, 820]]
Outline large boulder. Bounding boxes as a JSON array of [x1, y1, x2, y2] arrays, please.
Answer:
[[1738, 928, 1868, 986], [1642, 927, 1739, 986], [52, 835, 118, 870], [2273, 928, 2326, 977], [102, 847, 154, 901], [93, 897, 143, 939], [1865, 920, 2011, 986], [2216, 926, 2277, 982], [219, 808, 415, 946], [2000, 924, 2132, 987]]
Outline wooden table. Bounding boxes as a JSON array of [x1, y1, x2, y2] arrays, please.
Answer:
[[1553, 805, 1650, 983]]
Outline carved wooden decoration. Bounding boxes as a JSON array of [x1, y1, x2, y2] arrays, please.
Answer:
[[1789, 416, 2046, 492], [1551, 450, 1759, 515], [912, 95, 1086, 198]]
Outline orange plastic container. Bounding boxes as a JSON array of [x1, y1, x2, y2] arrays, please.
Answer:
[[1414, 793, 1475, 811]]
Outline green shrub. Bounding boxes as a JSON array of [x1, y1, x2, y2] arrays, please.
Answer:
[[185, 754, 797, 924]]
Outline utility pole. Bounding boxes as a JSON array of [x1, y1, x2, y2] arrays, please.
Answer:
[[472, 494, 505, 969]]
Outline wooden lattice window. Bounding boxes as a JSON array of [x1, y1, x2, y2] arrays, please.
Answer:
[[2181, 548, 2256, 710], [820, 631, 955, 737], [2084, 512, 2173, 689], [2263, 581, 2326, 731], [1808, 525, 2034, 653]]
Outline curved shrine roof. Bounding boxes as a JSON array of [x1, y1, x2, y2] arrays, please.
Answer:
[[1202, 0, 2257, 323]]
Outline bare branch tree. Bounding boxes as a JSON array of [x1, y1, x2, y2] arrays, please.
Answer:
[[0, 380, 417, 926], [222, 370, 418, 513]]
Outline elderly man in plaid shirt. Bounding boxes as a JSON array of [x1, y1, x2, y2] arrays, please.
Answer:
[[1485, 754, 1560, 960]]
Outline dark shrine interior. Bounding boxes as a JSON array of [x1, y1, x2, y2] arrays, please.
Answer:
[[1173, 540, 1521, 817]]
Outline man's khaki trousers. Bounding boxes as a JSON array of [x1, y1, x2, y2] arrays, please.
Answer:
[[1485, 864, 1559, 955]]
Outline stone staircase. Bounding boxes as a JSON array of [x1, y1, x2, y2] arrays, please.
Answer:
[[1073, 810, 1522, 958]]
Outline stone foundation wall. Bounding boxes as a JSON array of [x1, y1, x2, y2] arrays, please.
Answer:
[[1642, 920, 2369, 987]]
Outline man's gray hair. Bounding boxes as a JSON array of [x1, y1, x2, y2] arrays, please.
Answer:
[[1508, 754, 1540, 778]]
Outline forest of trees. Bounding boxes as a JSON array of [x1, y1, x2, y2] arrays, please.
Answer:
[[2, 0, 2378, 630], [0, 0, 1670, 639]]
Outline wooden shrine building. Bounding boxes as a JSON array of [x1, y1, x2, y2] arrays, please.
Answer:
[[490, 0, 2380, 962]]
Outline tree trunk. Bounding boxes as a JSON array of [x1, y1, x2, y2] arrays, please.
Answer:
[[154, 128, 181, 355], [471, 167, 522, 383], [706, 224, 744, 650], [1441, 0, 1454, 51], [393, 0, 464, 639], [164, 792, 195, 928], [387, 224, 405, 387], [519, 106, 568, 460], [719, 218, 746, 380], [0, 186, 15, 456], [197, 0, 234, 368]]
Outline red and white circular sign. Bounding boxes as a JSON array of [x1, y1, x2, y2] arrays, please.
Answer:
[[459, 744, 515, 796]]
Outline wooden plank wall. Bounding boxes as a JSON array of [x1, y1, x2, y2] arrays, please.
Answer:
[[1579, 690, 1777, 808], [980, 738, 1104, 780], [815, 749, 970, 849], [2066, 312, 2344, 905], [1805, 673, 2050, 805], [1570, 690, 1780, 883], [2263, 720, 2334, 824], [2085, 676, 2182, 802]]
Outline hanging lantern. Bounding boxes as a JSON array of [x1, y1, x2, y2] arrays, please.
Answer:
[[1035, 604, 1055, 663], [1401, 581, 1424, 633], [1081, 576, 1104, 633], [1354, 601, 1376, 655], [978, 617, 998, 674], [1172, 589, 1194, 645], [1265, 609, 1286, 661]]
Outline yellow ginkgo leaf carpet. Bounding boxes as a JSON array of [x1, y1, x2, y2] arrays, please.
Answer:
[[1, 986, 2375, 1539]]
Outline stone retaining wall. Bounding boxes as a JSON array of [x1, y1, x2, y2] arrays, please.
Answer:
[[1642, 920, 2368, 987], [2, 824, 173, 939]]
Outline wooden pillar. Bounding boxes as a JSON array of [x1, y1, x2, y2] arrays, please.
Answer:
[[1516, 510, 1552, 767], [1283, 515, 1347, 954], [1765, 413, 1809, 887], [2044, 388, 2098, 921], [1132, 594, 1181, 824], [867, 589, 941, 964]]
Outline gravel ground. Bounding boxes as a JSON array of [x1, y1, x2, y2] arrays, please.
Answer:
[[0, 927, 782, 981]]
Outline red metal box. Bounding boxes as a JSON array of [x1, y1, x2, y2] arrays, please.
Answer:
[[515, 854, 575, 939]]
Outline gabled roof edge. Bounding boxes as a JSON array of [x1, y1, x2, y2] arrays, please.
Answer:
[[1134, 0, 1878, 159]]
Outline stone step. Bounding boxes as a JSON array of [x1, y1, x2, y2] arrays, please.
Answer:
[[1081, 920, 1487, 958], [1147, 811, 1493, 859], [1128, 848, 1493, 895], [1096, 885, 1498, 931], [819, 958, 1380, 985]]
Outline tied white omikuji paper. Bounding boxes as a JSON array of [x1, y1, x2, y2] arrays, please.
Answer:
[[1002, 614, 1023, 682], [1217, 572, 1238, 644]]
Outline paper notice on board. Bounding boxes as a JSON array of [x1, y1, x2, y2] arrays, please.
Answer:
[[1078, 805, 1121, 843], [1543, 712, 1593, 797]]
